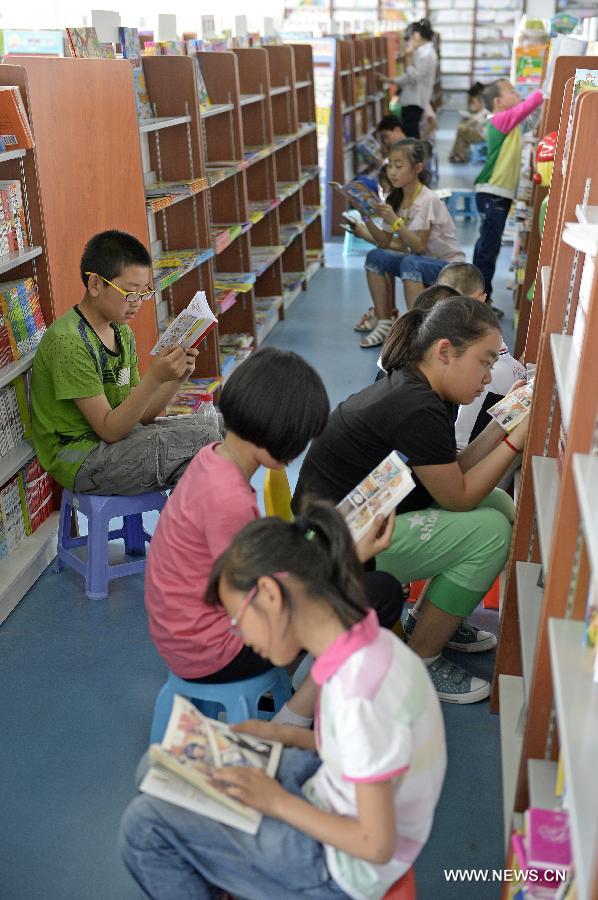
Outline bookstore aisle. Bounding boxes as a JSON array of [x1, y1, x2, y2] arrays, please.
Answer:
[[0, 112, 509, 900]]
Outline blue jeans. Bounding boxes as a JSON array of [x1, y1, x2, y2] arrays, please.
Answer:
[[473, 192, 512, 300], [120, 748, 350, 899], [365, 247, 448, 287]]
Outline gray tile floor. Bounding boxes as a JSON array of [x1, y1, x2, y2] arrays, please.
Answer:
[[0, 113, 508, 899]]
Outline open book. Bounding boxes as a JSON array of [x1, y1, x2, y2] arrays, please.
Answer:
[[151, 291, 217, 355], [140, 696, 283, 834], [329, 179, 380, 219], [487, 377, 534, 433], [336, 451, 415, 542]]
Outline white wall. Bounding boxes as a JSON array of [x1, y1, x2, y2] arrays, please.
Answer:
[[524, 0, 556, 17]]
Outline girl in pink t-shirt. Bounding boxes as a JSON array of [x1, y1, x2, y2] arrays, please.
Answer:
[[122, 500, 446, 900]]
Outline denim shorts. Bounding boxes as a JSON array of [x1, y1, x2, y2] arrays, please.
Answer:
[[365, 247, 448, 285]]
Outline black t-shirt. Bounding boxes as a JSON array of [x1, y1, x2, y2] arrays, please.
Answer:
[[293, 366, 457, 514]]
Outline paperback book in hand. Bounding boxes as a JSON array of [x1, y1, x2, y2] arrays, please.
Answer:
[[140, 696, 283, 834], [328, 179, 380, 219], [487, 378, 534, 433], [336, 451, 415, 542], [150, 291, 217, 355]]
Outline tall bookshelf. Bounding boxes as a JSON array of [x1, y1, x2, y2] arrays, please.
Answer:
[[492, 86, 598, 900]]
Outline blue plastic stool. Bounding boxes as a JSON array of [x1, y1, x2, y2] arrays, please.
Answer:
[[446, 189, 478, 222], [55, 489, 168, 600], [428, 151, 439, 185], [342, 229, 373, 256], [149, 668, 293, 743], [470, 142, 488, 165]]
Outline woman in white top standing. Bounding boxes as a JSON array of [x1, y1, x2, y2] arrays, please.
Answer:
[[379, 18, 437, 139]]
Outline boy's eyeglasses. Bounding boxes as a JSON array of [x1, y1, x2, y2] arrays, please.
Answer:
[[228, 572, 288, 637], [85, 272, 156, 304]]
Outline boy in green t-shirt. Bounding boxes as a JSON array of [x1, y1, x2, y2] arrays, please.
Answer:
[[31, 230, 220, 495]]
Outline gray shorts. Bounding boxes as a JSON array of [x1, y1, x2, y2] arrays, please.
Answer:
[[73, 415, 221, 496]]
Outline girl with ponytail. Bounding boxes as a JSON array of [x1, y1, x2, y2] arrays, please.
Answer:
[[378, 18, 437, 140], [295, 297, 529, 704], [121, 501, 446, 900]]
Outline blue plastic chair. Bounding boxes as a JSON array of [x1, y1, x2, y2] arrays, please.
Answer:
[[55, 489, 168, 600], [149, 668, 293, 743], [446, 189, 478, 222], [471, 142, 488, 165], [342, 229, 373, 256]]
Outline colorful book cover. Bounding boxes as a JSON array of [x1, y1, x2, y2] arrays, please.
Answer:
[[66, 27, 107, 59], [524, 808, 572, 873], [192, 56, 211, 112], [335, 451, 415, 542], [329, 179, 380, 219], [119, 26, 143, 59], [0, 86, 34, 151]]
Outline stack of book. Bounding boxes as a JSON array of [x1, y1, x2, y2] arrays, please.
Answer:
[[276, 181, 299, 202], [206, 166, 241, 188], [510, 808, 572, 897], [0, 86, 34, 152], [210, 225, 243, 255], [219, 333, 254, 377], [280, 223, 303, 246], [0, 377, 28, 460], [283, 272, 305, 294], [21, 456, 53, 535], [145, 177, 209, 213], [303, 206, 321, 226], [215, 290, 237, 314], [243, 144, 274, 165], [250, 246, 286, 277], [0, 277, 47, 363], [0, 179, 28, 257], [213, 273, 256, 293], [255, 296, 282, 341], [306, 248, 324, 266], [165, 377, 222, 416], [152, 248, 214, 291], [247, 200, 280, 224], [0, 472, 26, 558]]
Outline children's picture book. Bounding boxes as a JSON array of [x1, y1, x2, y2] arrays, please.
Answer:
[[118, 27, 153, 121], [118, 26, 143, 59], [355, 134, 384, 168], [141, 695, 282, 834], [487, 378, 534, 433], [0, 86, 34, 151], [150, 291, 217, 355], [524, 808, 572, 874], [336, 451, 415, 542], [65, 27, 108, 59], [562, 68, 598, 174], [192, 56, 211, 112], [329, 179, 380, 219]]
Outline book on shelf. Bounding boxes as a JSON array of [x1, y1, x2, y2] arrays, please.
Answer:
[[118, 27, 154, 121], [141, 695, 282, 835], [542, 34, 587, 97], [191, 56, 211, 112], [582, 579, 598, 683], [0, 376, 28, 458], [151, 291, 217, 356], [21, 457, 53, 535], [0, 277, 46, 362], [336, 451, 415, 542], [65, 27, 112, 59], [213, 273, 256, 293], [524, 808, 572, 875], [0, 179, 28, 257], [0, 86, 34, 151], [329, 179, 380, 219], [487, 378, 534, 433]]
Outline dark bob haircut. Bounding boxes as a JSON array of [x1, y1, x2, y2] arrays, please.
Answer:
[[80, 230, 152, 288], [218, 346, 330, 463]]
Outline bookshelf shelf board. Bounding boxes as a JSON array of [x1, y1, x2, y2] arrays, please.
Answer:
[[0, 148, 27, 164], [270, 85, 291, 96], [549, 618, 598, 900], [516, 561, 544, 705], [139, 115, 192, 134], [251, 246, 286, 277], [146, 186, 208, 215], [295, 80, 312, 89], [573, 453, 598, 575], [240, 93, 266, 106], [540, 264, 551, 311], [298, 123, 316, 136], [306, 259, 323, 282], [550, 333, 574, 434], [575, 204, 598, 225], [0, 246, 43, 276], [0, 439, 35, 488], [283, 281, 304, 311], [0, 350, 37, 391], [531, 455, 560, 573], [256, 305, 282, 346], [206, 163, 246, 187], [244, 146, 275, 167], [499, 673, 525, 849], [340, 68, 352, 76], [201, 103, 234, 119], [527, 759, 559, 811], [277, 181, 302, 202], [0, 511, 59, 626]]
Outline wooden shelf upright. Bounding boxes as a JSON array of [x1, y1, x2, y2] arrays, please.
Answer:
[[492, 87, 598, 900]]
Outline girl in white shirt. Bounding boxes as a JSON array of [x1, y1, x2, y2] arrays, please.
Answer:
[[380, 19, 437, 139]]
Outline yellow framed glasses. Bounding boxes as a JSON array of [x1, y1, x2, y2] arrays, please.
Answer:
[[85, 272, 155, 304]]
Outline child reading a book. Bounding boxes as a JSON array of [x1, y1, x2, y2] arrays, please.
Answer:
[[449, 82, 487, 164], [121, 500, 447, 900], [30, 230, 219, 494], [375, 113, 406, 152], [473, 81, 544, 303], [145, 347, 404, 728], [358, 139, 465, 348], [294, 298, 529, 704]]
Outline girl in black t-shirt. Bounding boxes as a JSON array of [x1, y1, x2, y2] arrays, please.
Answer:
[[294, 297, 529, 705]]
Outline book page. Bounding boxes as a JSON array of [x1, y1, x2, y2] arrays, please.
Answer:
[[487, 378, 534, 433], [336, 451, 415, 542], [150, 291, 217, 355]]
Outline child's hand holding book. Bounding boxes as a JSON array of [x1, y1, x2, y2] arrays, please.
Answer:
[[151, 346, 198, 383], [355, 510, 396, 563], [213, 765, 288, 818]]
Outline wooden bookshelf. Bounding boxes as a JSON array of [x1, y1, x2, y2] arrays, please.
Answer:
[[492, 87, 598, 900]]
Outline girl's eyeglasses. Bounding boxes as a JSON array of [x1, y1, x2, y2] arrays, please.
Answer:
[[85, 272, 156, 304], [228, 572, 288, 637]]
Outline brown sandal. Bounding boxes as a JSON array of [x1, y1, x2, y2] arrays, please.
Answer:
[[354, 307, 378, 333]]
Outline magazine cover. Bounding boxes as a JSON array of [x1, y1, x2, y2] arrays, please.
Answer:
[[336, 451, 415, 542], [142, 695, 282, 833], [150, 291, 217, 355], [329, 179, 380, 219], [355, 134, 384, 168], [487, 377, 534, 433]]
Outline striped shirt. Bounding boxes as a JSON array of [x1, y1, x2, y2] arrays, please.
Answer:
[[303, 610, 447, 899]]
